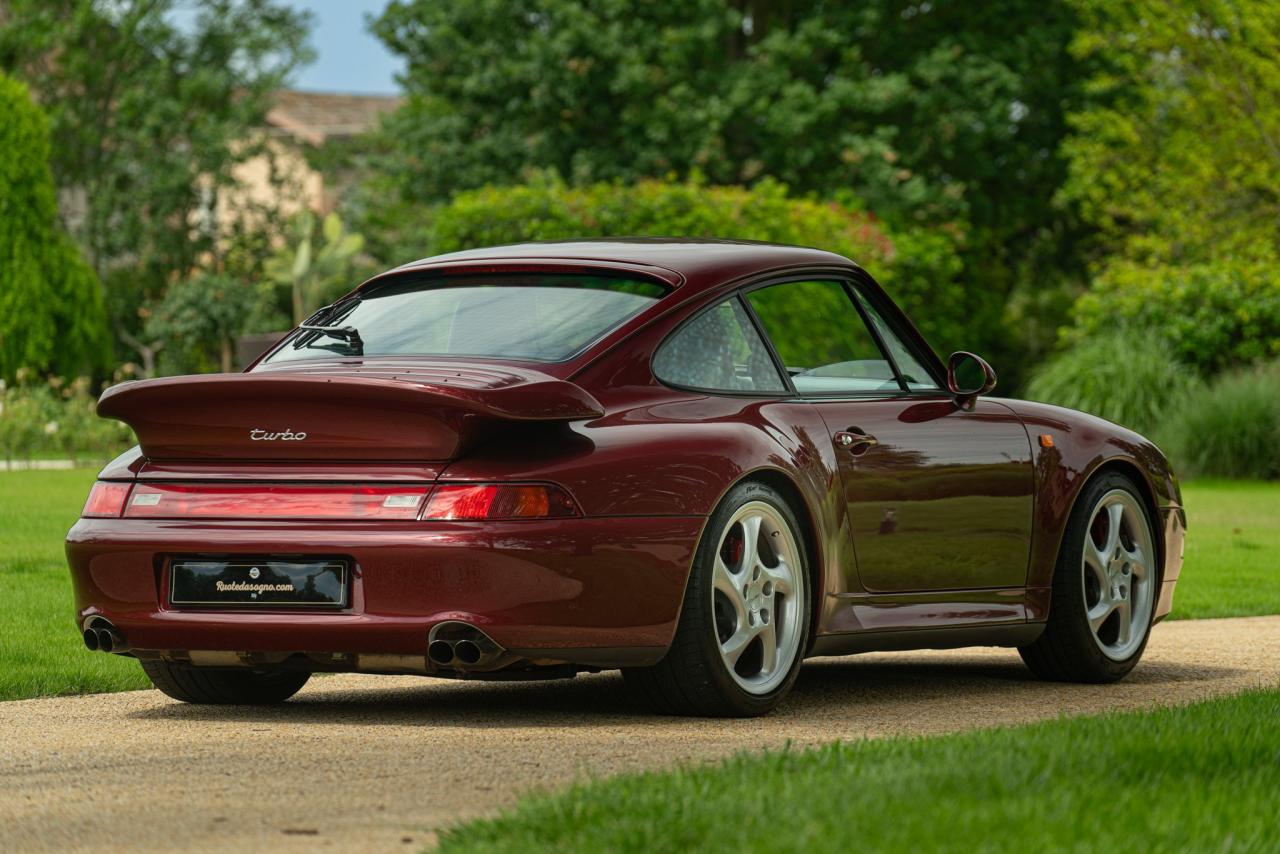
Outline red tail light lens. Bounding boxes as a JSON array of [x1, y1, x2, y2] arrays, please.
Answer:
[[421, 484, 579, 520], [123, 484, 431, 520], [82, 481, 132, 518]]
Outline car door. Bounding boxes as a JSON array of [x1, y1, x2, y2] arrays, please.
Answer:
[[745, 277, 1034, 593]]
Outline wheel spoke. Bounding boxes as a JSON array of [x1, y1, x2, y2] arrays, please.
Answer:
[[1104, 502, 1124, 557], [762, 558, 794, 596], [758, 620, 778, 674], [1083, 543, 1109, 591], [1124, 543, 1148, 579], [713, 557, 748, 621], [740, 514, 763, 573], [1088, 597, 1116, 633], [1115, 599, 1132, 645], [720, 623, 760, 667]]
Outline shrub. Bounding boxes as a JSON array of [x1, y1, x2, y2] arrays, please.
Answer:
[[145, 273, 267, 375], [1025, 332, 1197, 436], [423, 174, 975, 354], [1159, 364, 1280, 481], [0, 372, 136, 465], [1065, 261, 1280, 376], [0, 72, 109, 381]]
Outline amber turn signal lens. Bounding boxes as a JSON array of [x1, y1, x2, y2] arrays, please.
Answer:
[[82, 481, 132, 518], [1038, 434, 1055, 449], [421, 484, 579, 520]]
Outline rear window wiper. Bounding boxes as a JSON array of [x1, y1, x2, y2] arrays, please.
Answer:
[[294, 323, 364, 356]]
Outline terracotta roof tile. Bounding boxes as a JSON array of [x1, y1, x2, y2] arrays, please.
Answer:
[[265, 89, 403, 144]]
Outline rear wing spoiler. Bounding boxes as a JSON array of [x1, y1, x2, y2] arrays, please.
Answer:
[[97, 368, 603, 462]]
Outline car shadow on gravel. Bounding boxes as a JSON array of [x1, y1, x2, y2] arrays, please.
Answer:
[[124, 653, 1246, 729]]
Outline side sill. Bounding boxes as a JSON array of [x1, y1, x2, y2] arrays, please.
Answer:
[[807, 623, 1045, 658]]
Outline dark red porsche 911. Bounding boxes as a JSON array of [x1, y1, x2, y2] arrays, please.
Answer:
[[67, 239, 1186, 716]]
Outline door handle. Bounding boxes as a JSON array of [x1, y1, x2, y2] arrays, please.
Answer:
[[834, 430, 878, 454]]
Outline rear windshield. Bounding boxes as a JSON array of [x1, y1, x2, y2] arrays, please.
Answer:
[[264, 273, 668, 364]]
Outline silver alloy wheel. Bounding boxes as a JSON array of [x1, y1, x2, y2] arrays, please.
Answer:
[[1082, 489, 1156, 661], [711, 500, 805, 695]]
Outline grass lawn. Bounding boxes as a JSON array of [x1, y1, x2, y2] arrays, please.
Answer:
[[0, 471, 1275, 700], [440, 688, 1280, 852], [1171, 479, 1280, 620], [0, 469, 148, 700]]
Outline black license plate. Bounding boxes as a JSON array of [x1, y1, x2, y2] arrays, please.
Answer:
[[169, 558, 348, 608]]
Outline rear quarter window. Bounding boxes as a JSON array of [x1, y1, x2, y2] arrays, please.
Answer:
[[653, 297, 787, 394]]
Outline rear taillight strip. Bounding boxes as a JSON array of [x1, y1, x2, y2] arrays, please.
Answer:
[[122, 484, 432, 520], [83, 481, 580, 521]]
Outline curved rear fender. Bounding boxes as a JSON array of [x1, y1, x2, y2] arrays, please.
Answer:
[[441, 395, 850, 634], [441, 395, 838, 519]]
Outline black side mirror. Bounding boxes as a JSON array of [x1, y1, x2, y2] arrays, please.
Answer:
[[947, 351, 997, 403]]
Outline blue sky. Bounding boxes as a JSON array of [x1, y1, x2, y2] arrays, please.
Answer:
[[287, 0, 402, 95]]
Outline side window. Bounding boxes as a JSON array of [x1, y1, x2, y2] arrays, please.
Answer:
[[746, 280, 899, 394], [653, 297, 786, 393], [851, 290, 940, 390]]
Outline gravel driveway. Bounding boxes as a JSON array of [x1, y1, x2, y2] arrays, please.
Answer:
[[2, 615, 1277, 853]]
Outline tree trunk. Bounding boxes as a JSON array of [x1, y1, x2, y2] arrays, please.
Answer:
[[117, 328, 163, 378]]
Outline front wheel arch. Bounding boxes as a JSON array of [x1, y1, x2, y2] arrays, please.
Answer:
[[1056, 459, 1165, 596], [1021, 467, 1161, 682]]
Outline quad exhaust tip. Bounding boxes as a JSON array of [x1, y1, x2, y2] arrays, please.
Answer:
[[427, 621, 505, 670]]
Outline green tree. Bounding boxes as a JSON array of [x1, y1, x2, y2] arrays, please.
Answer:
[[372, 1, 1080, 230], [1063, 0, 1280, 264], [367, 0, 1091, 382], [144, 273, 264, 374], [264, 211, 366, 324], [0, 0, 313, 362], [0, 72, 108, 381], [1064, 261, 1280, 376]]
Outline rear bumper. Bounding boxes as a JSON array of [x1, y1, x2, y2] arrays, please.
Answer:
[[66, 515, 703, 668]]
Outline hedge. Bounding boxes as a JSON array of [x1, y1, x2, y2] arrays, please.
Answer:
[[1065, 261, 1280, 376], [424, 175, 973, 355]]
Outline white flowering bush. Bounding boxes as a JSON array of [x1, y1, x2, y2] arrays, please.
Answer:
[[0, 370, 137, 464]]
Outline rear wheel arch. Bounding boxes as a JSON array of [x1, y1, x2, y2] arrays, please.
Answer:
[[711, 469, 825, 648], [627, 471, 816, 715]]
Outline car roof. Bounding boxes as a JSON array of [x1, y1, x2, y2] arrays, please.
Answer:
[[390, 238, 859, 294]]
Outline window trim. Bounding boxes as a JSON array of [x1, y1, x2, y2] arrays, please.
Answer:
[[740, 274, 944, 400], [845, 270, 950, 390], [845, 283, 944, 394], [649, 268, 951, 402]]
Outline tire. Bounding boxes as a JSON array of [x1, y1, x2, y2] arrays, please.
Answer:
[[1019, 471, 1159, 683], [141, 660, 310, 704], [623, 480, 811, 717]]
